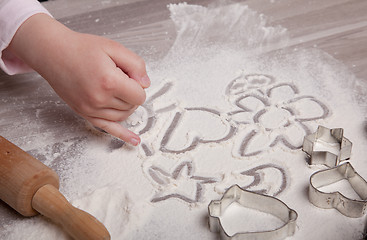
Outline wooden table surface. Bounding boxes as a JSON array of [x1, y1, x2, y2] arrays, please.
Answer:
[[44, 0, 367, 80], [1, 0, 366, 239]]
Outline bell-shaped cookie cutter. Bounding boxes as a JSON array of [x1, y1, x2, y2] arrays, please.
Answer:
[[309, 162, 367, 218], [302, 125, 352, 167], [208, 185, 298, 240]]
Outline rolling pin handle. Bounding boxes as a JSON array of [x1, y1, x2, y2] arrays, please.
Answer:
[[32, 184, 110, 240]]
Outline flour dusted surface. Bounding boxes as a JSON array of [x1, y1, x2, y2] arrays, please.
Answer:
[[1, 2, 367, 240]]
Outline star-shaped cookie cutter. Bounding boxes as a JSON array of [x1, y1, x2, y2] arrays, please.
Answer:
[[309, 162, 367, 218], [208, 185, 298, 240], [302, 125, 352, 167]]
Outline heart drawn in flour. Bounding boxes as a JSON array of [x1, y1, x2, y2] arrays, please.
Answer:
[[160, 107, 236, 153]]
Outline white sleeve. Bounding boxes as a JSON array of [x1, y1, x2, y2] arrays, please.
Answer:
[[0, 0, 52, 75]]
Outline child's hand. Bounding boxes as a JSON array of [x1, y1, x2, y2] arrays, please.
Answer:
[[8, 14, 150, 145]]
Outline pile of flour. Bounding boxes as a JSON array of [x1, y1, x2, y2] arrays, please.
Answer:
[[1, 2, 366, 240]]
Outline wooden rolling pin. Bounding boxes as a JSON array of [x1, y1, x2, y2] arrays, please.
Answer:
[[0, 136, 110, 240]]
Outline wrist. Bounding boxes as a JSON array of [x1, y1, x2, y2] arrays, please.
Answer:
[[8, 13, 74, 74]]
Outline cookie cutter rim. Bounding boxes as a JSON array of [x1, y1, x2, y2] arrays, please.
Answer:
[[302, 125, 352, 167], [309, 162, 367, 218], [208, 184, 298, 240]]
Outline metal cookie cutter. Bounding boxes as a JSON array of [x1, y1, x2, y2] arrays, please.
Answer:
[[302, 125, 352, 167], [309, 162, 367, 218], [208, 185, 298, 240]]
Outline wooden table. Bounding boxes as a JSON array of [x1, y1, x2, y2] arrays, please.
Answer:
[[43, 0, 367, 79]]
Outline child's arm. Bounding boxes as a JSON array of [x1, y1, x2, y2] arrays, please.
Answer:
[[7, 13, 150, 146]]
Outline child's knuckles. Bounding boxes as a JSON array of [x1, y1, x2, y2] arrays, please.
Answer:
[[74, 101, 94, 116], [81, 91, 106, 109], [99, 73, 117, 92], [90, 95, 107, 108]]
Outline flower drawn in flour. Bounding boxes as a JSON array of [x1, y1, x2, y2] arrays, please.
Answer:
[[147, 161, 219, 204], [226, 73, 275, 96], [227, 74, 330, 156]]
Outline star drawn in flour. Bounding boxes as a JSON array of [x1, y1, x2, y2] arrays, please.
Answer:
[[147, 161, 219, 203]]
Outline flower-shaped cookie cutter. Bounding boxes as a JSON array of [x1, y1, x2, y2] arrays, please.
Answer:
[[208, 185, 298, 240], [309, 162, 367, 218], [302, 125, 352, 167]]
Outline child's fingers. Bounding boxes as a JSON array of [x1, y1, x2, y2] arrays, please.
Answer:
[[105, 40, 150, 88], [107, 97, 135, 111], [86, 107, 137, 122], [83, 92, 134, 111], [112, 71, 146, 106], [86, 116, 141, 146]]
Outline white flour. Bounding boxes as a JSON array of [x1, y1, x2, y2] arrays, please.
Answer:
[[1, 2, 367, 240]]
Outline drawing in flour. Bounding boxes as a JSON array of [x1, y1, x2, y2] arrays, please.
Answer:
[[240, 164, 286, 196], [226, 74, 275, 96], [160, 107, 236, 154], [130, 73, 329, 158], [129, 74, 328, 205], [215, 164, 287, 197], [125, 80, 236, 156], [227, 73, 330, 157], [123, 81, 176, 156], [147, 161, 219, 203], [124, 82, 175, 135]]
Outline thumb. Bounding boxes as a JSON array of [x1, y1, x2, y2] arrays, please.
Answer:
[[105, 40, 150, 88]]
